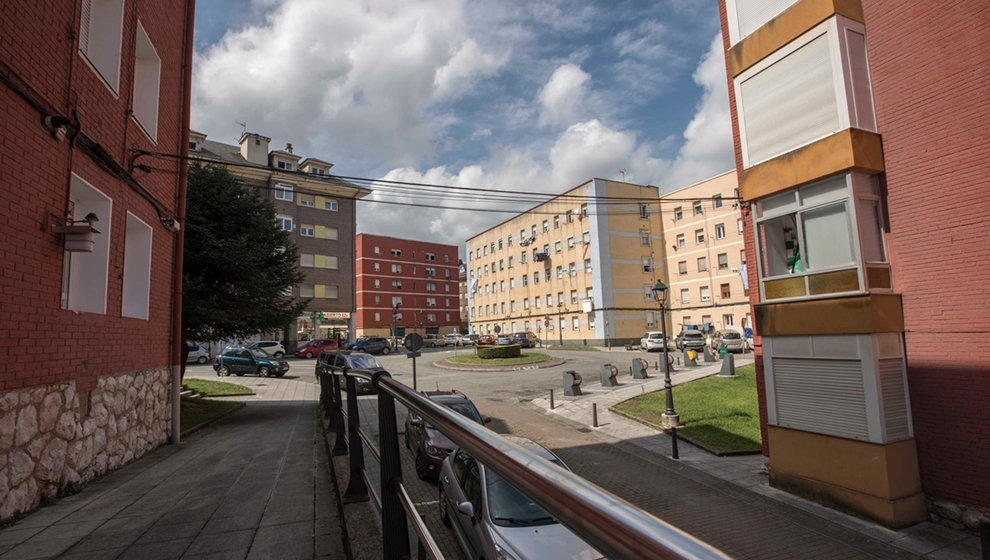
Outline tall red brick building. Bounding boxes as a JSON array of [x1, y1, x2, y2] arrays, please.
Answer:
[[355, 235, 460, 340], [716, 0, 988, 528], [0, 0, 194, 520]]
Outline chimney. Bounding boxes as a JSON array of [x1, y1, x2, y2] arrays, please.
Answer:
[[285, 143, 293, 154], [238, 132, 271, 165]]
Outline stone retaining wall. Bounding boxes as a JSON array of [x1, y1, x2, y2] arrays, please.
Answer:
[[0, 368, 171, 521]]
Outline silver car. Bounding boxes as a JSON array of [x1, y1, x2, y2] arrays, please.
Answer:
[[438, 436, 603, 560]]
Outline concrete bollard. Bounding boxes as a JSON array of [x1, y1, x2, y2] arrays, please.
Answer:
[[563, 370, 582, 396], [600, 364, 618, 387], [682, 349, 698, 367], [660, 353, 675, 375], [703, 346, 717, 363], [631, 358, 649, 379], [718, 353, 737, 377]]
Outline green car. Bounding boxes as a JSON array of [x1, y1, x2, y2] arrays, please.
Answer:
[[213, 347, 290, 377]]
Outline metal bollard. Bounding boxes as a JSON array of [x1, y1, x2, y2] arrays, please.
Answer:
[[563, 371, 582, 396], [631, 358, 649, 379], [592, 403, 598, 428], [600, 364, 618, 387], [550, 388, 555, 410]]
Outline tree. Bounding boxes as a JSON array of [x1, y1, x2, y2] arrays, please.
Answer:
[[180, 164, 307, 374]]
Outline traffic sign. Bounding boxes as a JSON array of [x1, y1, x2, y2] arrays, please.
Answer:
[[494, 325, 501, 334], [404, 333, 423, 352]]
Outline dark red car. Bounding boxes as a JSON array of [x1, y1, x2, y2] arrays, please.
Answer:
[[476, 335, 495, 345], [296, 339, 339, 358]]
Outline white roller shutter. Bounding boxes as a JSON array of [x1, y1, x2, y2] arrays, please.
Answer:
[[772, 357, 870, 440], [733, 0, 802, 41], [878, 358, 911, 441]]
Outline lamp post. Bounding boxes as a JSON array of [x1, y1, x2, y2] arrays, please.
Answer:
[[652, 280, 679, 459], [557, 302, 564, 346]]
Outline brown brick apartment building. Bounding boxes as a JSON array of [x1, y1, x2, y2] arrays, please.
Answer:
[[0, 0, 194, 520], [355, 235, 460, 339], [717, 0, 988, 529]]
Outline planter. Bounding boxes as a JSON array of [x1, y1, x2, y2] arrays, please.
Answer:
[[476, 344, 521, 359]]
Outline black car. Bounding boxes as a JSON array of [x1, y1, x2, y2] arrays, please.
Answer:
[[347, 336, 392, 355], [213, 347, 289, 377], [511, 332, 539, 348], [675, 331, 707, 351], [315, 350, 385, 394], [404, 390, 489, 480]]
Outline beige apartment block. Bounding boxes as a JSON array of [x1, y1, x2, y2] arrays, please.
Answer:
[[662, 170, 752, 334], [466, 179, 668, 345]]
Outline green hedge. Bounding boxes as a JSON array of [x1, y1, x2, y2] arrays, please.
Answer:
[[476, 344, 521, 359]]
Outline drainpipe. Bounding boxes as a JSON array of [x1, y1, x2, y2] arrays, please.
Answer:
[[170, 0, 196, 444]]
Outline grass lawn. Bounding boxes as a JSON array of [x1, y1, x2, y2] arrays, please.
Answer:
[[448, 352, 552, 366], [180, 398, 243, 432], [547, 344, 599, 351], [612, 364, 762, 454], [184, 378, 254, 396]]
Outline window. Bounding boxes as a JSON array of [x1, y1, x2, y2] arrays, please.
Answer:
[[723, 314, 734, 326], [693, 201, 703, 215], [391, 280, 402, 289], [570, 290, 578, 304], [580, 203, 588, 218], [556, 266, 563, 279], [738, 218, 744, 233], [676, 234, 685, 248], [741, 249, 747, 265], [674, 207, 683, 221], [642, 257, 652, 273], [522, 275, 528, 286], [507, 235, 513, 247], [300, 224, 315, 237], [132, 24, 161, 140], [524, 299, 530, 309], [640, 230, 650, 246], [721, 283, 732, 299], [391, 264, 402, 273], [542, 220, 549, 232], [566, 210, 573, 223], [680, 289, 690, 304], [700, 286, 711, 301], [554, 216, 560, 229], [678, 261, 687, 275], [582, 231, 590, 244], [586, 288, 593, 299], [557, 292, 564, 306], [299, 284, 315, 298], [298, 194, 315, 207], [444, 254, 450, 263], [427, 282, 437, 292], [715, 223, 726, 239], [374, 279, 380, 288], [375, 312, 380, 322], [718, 253, 729, 270], [567, 236, 574, 249], [301, 254, 315, 267], [325, 285, 339, 299], [426, 313, 436, 322], [274, 183, 294, 201], [508, 257, 514, 268], [509, 277, 514, 289], [499, 260, 504, 270], [573, 317, 580, 329], [554, 241, 561, 253], [645, 311, 657, 328], [374, 246, 381, 255], [695, 229, 705, 244], [713, 194, 723, 209], [79, 0, 124, 91], [639, 203, 649, 218], [375, 296, 380, 304], [427, 297, 436, 307], [569, 262, 576, 277], [276, 215, 293, 231], [697, 257, 707, 272], [391, 249, 402, 257], [521, 252, 527, 264], [534, 272, 539, 284], [535, 297, 541, 309], [584, 258, 592, 274], [276, 160, 294, 171], [545, 270, 551, 281], [121, 213, 152, 319], [498, 239, 503, 250], [643, 284, 654, 302]]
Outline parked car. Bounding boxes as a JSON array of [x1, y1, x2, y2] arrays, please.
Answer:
[[511, 332, 539, 348], [315, 350, 384, 394], [423, 334, 444, 348], [348, 336, 392, 355], [438, 436, 603, 560], [475, 334, 495, 345], [639, 331, 669, 352], [186, 343, 210, 364], [443, 334, 461, 347], [213, 347, 290, 377], [405, 390, 489, 479], [296, 339, 339, 358], [494, 335, 512, 345], [711, 328, 747, 353], [248, 340, 285, 358], [675, 331, 707, 351]]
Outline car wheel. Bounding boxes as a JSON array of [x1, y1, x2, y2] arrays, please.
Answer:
[[217, 365, 229, 377], [438, 486, 451, 526], [259, 366, 271, 377], [274, 352, 284, 358], [305, 351, 313, 359], [381, 346, 391, 355], [197, 356, 207, 364], [414, 452, 429, 480]]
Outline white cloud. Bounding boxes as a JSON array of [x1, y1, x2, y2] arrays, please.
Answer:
[[538, 64, 591, 128]]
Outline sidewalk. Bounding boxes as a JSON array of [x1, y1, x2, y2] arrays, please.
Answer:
[[530, 356, 982, 560], [0, 375, 345, 560]]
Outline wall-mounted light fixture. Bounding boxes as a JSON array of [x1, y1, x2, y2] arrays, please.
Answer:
[[53, 212, 100, 252]]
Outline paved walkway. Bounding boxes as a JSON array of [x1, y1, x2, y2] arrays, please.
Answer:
[[0, 373, 344, 560]]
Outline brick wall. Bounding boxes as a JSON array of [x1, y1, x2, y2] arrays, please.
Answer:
[[863, 0, 990, 508]]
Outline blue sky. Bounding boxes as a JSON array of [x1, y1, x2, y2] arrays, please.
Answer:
[[191, 0, 734, 243]]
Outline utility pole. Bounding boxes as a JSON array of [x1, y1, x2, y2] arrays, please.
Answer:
[[557, 302, 564, 346], [391, 302, 401, 349]]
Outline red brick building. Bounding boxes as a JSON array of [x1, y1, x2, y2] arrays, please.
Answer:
[[0, 0, 193, 520], [717, 0, 988, 529], [355, 235, 460, 339]]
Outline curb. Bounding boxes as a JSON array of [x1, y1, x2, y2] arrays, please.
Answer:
[[608, 406, 762, 457], [180, 399, 246, 438], [432, 356, 565, 372]]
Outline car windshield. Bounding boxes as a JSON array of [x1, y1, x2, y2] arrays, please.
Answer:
[[722, 332, 742, 339], [684, 332, 704, 339], [347, 354, 382, 369], [250, 349, 269, 359], [648, 333, 663, 339], [486, 460, 564, 526]]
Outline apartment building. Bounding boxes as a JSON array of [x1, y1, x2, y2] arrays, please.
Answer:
[[355, 235, 460, 338], [458, 262, 470, 333], [188, 131, 370, 347], [716, 0, 988, 528], [466, 179, 667, 345], [0, 0, 194, 521], [663, 170, 751, 333]]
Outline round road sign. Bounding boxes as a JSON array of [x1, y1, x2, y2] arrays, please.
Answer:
[[403, 333, 423, 352], [494, 325, 502, 334]]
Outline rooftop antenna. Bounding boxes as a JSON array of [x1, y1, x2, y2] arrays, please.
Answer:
[[235, 120, 247, 138], [619, 169, 627, 181]]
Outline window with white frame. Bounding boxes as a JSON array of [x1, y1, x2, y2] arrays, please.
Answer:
[[680, 289, 690, 304], [325, 285, 339, 299], [374, 262, 381, 272], [735, 17, 876, 167], [572, 317, 580, 329], [276, 160, 294, 171], [697, 256, 707, 272], [713, 194, 723, 209], [79, 0, 124, 92], [554, 241, 561, 253], [584, 258, 591, 274], [299, 284, 314, 298], [375, 312, 381, 321], [641, 257, 652, 273], [674, 207, 683, 221], [693, 201, 703, 215], [392, 249, 401, 257], [676, 234, 685, 248], [426, 252, 435, 261], [582, 231, 590, 243], [639, 203, 649, 218], [298, 194, 315, 207], [301, 254, 315, 267], [718, 253, 729, 270], [391, 263, 402, 273], [276, 215, 293, 232], [121, 213, 152, 319], [643, 284, 654, 302], [374, 279, 380, 288], [715, 223, 726, 239], [374, 246, 380, 254], [567, 236, 574, 249], [678, 261, 687, 275], [725, 0, 802, 44], [542, 220, 548, 232], [325, 227, 338, 240], [274, 183, 294, 201], [570, 290, 578, 304], [556, 266, 563, 279], [325, 199, 338, 211], [738, 218, 744, 233], [300, 224, 315, 237], [391, 280, 402, 289], [132, 23, 160, 140], [700, 286, 711, 302], [646, 311, 657, 327], [695, 229, 705, 244], [640, 230, 650, 246]]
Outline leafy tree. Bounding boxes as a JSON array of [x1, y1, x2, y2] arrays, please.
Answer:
[[180, 164, 307, 374]]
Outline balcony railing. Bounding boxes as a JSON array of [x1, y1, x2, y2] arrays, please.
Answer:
[[317, 365, 733, 560]]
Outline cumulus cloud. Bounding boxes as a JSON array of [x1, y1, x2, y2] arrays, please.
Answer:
[[538, 64, 591, 128]]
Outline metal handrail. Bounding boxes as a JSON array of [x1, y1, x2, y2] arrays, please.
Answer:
[[320, 366, 732, 560]]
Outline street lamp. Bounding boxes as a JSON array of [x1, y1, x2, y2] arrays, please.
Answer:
[[557, 302, 564, 346], [651, 280, 680, 458]]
